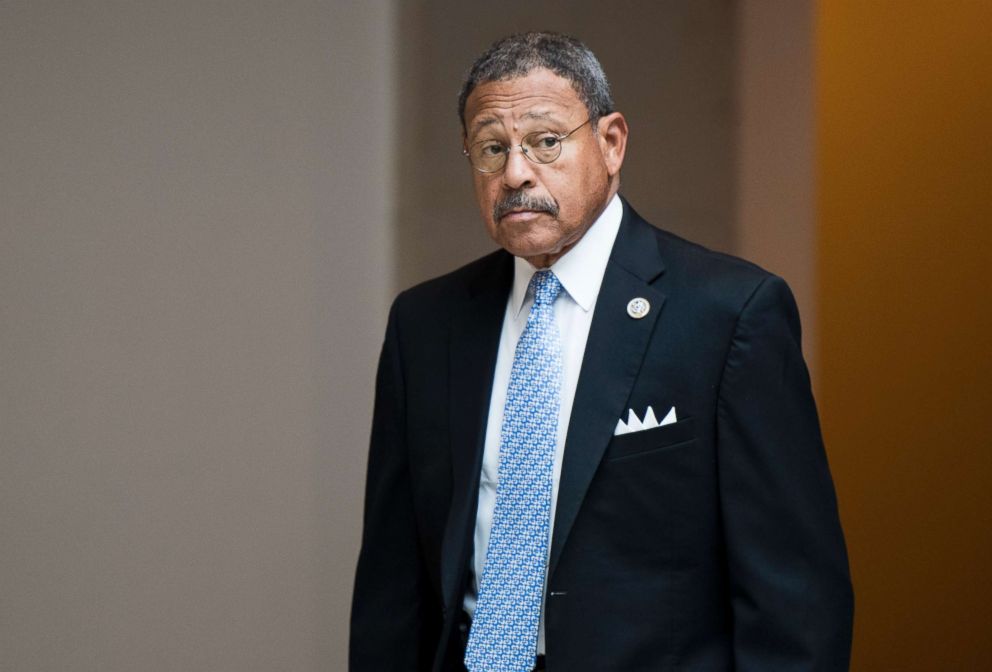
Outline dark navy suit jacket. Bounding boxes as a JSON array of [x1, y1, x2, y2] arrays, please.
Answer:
[[351, 199, 853, 671]]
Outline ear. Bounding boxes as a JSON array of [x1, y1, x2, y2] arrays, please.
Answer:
[[596, 112, 628, 177]]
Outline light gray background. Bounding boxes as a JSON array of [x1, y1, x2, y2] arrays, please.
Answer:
[[0, 2, 811, 670]]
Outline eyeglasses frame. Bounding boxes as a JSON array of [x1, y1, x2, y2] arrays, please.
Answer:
[[462, 118, 594, 174]]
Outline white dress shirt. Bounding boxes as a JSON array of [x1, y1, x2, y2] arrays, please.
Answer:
[[463, 194, 623, 653]]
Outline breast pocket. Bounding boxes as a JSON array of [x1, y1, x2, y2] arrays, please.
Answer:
[[603, 417, 696, 461]]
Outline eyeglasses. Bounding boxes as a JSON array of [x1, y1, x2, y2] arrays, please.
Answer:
[[463, 118, 593, 173]]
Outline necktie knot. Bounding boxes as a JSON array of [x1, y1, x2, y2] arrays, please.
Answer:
[[529, 270, 562, 307]]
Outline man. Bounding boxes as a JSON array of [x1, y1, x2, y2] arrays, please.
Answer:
[[351, 32, 853, 672]]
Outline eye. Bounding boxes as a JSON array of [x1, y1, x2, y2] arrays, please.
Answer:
[[531, 133, 561, 150], [476, 140, 507, 157]]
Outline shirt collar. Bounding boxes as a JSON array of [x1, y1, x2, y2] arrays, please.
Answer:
[[510, 193, 623, 316]]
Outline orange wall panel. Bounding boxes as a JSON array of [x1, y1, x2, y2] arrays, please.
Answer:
[[816, 2, 992, 669]]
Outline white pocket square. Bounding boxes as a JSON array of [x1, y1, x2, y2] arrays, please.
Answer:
[[614, 405, 677, 436]]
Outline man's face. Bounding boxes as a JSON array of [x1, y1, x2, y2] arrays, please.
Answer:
[[462, 68, 626, 267]]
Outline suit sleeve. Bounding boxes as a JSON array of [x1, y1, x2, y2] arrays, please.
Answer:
[[716, 275, 854, 671], [350, 297, 438, 671]]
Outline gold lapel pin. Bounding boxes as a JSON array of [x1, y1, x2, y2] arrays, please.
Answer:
[[627, 297, 650, 319]]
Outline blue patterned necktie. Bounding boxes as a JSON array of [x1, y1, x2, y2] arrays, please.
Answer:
[[465, 270, 563, 672]]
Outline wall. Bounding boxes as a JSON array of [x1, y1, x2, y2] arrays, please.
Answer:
[[736, 0, 817, 367], [816, 2, 992, 669], [0, 2, 394, 670]]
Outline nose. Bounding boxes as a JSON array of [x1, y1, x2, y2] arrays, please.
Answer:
[[500, 145, 537, 191]]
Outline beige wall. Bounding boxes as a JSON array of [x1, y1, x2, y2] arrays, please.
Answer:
[[736, 0, 817, 368], [817, 2, 992, 669], [0, 2, 394, 670]]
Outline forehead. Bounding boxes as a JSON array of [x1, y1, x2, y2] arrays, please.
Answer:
[[463, 68, 586, 138]]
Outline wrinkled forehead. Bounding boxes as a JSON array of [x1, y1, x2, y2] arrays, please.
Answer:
[[467, 109, 565, 141], [462, 69, 586, 139]]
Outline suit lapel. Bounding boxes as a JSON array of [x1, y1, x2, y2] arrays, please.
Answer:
[[440, 252, 513, 613], [548, 205, 667, 580]]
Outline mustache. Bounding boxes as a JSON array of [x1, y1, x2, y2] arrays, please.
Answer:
[[493, 191, 560, 221]]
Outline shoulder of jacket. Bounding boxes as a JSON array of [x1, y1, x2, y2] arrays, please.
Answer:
[[391, 248, 509, 318], [631, 218, 778, 308]]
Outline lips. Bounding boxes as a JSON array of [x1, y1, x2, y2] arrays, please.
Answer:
[[499, 209, 553, 227], [501, 209, 544, 220]]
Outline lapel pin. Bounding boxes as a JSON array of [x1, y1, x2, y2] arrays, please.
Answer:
[[627, 297, 650, 319]]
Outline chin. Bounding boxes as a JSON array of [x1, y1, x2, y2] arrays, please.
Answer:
[[494, 227, 564, 259], [500, 239, 562, 263]]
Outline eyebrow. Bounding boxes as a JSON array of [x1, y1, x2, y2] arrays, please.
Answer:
[[522, 111, 556, 122], [468, 110, 563, 138], [469, 117, 500, 136]]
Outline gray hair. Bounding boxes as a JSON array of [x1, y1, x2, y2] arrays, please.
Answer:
[[458, 32, 614, 132]]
